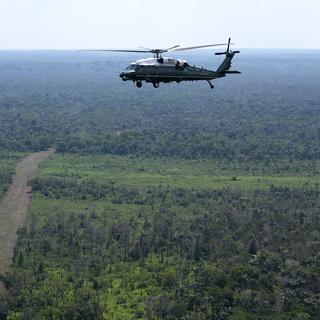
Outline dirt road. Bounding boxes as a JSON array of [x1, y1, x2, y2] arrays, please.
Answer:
[[0, 150, 53, 294]]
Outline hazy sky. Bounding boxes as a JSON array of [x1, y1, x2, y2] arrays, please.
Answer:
[[0, 0, 319, 50]]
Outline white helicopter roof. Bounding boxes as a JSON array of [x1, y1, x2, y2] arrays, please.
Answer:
[[132, 57, 188, 66]]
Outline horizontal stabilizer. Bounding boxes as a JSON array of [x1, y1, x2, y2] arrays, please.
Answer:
[[223, 71, 241, 74]]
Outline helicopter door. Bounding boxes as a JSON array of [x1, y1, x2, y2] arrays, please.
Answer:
[[154, 66, 159, 78]]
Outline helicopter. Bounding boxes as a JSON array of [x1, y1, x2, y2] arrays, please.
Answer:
[[84, 38, 240, 89]]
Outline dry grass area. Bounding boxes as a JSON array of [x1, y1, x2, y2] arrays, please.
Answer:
[[0, 150, 53, 295]]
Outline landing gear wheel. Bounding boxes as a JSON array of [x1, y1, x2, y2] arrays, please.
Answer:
[[153, 82, 159, 88], [207, 80, 214, 89], [136, 81, 142, 88]]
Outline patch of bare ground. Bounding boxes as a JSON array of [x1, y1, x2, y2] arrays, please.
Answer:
[[0, 150, 53, 296]]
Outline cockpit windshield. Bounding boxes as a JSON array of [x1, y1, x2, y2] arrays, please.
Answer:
[[125, 65, 135, 70]]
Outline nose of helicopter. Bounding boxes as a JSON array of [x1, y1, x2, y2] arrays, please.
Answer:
[[120, 70, 135, 80]]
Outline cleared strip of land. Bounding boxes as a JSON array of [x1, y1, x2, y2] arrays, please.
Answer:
[[0, 150, 53, 294]]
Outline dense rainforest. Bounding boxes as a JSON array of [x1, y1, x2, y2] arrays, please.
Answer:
[[0, 50, 319, 161], [0, 50, 319, 319]]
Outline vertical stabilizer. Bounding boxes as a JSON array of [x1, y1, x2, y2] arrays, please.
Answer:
[[215, 38, 240, 74]]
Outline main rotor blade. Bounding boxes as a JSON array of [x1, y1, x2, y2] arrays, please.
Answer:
[[138, 45, 180, 52], [80, 49, 150, 53], [164, 45, 180, 52], [79, 43, 234, 54], [170, 43, 233, 52]]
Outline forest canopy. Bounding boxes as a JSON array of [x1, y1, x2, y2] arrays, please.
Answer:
[[0, 50, 320, 319]]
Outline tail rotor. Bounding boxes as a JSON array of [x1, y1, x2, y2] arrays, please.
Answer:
[[215, 38, 240, 74], [215, 38, 240, 56]]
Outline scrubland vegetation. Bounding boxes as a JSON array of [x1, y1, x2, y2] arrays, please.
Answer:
[[0, 152, 24, 199], [0, 50, 319, 319]]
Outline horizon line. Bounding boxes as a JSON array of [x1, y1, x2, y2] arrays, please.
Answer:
[[0, 47, 319, 52]]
